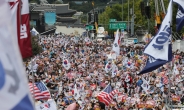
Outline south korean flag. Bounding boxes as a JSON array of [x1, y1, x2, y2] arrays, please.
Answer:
[[71, 37, 78, 43], [105, 62, 113, 73], [85, 37, 91, 44], [62, 59, 71, 70], [111, 64, 118, 77]]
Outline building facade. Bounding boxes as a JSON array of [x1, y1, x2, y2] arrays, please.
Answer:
[[30, 3, 77, 34]]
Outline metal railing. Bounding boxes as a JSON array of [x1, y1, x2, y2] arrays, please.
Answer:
[[167, 105, 184, 110], [172, 32, 183, 40]]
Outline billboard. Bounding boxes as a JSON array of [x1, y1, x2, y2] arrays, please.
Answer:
[[44, 12, 56, 26]]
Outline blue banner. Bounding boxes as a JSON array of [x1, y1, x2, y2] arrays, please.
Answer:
[[176, 6, 184, 31]]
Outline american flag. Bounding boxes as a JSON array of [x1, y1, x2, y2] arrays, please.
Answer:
[[161, 75, 168, 85], [29, 82, 51, 100], [97, 84, 118, 106]]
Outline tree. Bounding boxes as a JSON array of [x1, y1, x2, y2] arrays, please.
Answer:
[[31, 36, 42, 56], [98, 0, 184, 36], [29, 0, 40, 4], [80, 15, 87, 24], [54, 1, 63, 4]]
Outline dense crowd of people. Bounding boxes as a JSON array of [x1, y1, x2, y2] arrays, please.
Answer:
[[25, 34, 184, 110]]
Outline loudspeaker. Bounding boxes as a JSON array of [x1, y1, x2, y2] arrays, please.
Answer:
[[91, 14, 94, 23], [140, 2, 145, 16], [145, 6, 151, 19]]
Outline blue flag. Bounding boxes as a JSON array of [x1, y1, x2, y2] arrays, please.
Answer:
[[138, 44, 172, 75], [176, 6, 184, 31]]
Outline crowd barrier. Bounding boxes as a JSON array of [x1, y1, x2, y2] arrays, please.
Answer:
[[172, 40, 184, 52]]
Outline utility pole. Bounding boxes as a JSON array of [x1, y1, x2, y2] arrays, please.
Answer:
[[131, 0, 134, 36], [128, 0, 130, 33], [122, 0, 123, 21], [87, 13, 88, 24], [147, 0, 150, 33]]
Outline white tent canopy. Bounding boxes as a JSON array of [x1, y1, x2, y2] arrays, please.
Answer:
[[31, 27, 39, 36]]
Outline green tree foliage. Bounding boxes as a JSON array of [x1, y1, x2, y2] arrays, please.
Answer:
[[29, 0, 40, 4], [81, 15, 87, 24], [69, 2, 93, 13], [65, 0, 108, 13], [31, 36, 42, 56], [30, 0, 58, 4], [98, 0, 184, 35], [54, 1, 62, 4], [47, 0, 57, 4], [23, 36, 42, 60]]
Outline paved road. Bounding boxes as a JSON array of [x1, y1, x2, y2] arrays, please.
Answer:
[[55, 26, 86, 35]]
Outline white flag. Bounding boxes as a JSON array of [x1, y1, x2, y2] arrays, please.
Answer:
[[141, 78, 150, 94], [111, 64, 118, 77], [105, 62, 112, 73], [85, 37, 91, 43], [31, 27, 39, 36], [0, 0, 34, 109], [36, 99, 57, 110], [9, 0, 20, 45], [173, 64, 179, 75], [112, 29, 120, 55], [144, 0, 173, 61], [74, 84, 80, 100], [62, 59, 71, 70]]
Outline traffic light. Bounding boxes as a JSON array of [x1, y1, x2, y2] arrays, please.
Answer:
[[140, 2, 145, 16], [88, 13, 91, 24], [94, 12, 98, 24], [145, 6, 151, 19]]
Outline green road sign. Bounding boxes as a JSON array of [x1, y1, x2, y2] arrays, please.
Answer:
[[109, 19, 117, 22], [85, 25, 94, 30], [109, 22, 126, 29]]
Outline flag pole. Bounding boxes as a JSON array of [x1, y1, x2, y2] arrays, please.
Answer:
[[168, 0, 173, 109], [31, 58, 35, 107]]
